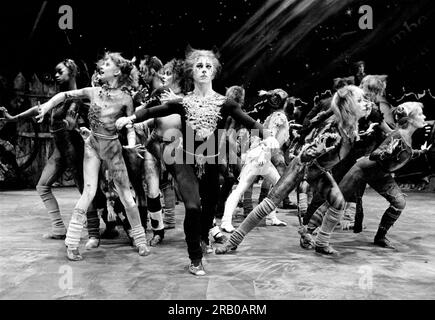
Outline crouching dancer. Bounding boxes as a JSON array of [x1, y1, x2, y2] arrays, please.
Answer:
[[216, 85, 372, 255], [36, 52, 150, 260], [338, 102, 429, 249]]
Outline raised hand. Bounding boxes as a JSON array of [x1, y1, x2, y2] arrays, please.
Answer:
[[116, 116, 133, 130], [360, 122, 379, 136], [0, 106, 15, 122], [160, 88, 182, 103], [123, 144, 146, 159], [420, 141, 433, 153], [35, 102, 50, 123], [63, 110, 79, 131], [301, 132, 340, 161], [386, 138, 400, 154]]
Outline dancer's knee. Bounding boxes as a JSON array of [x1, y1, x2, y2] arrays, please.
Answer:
[[36, 185, 51, 197], [391, 195, 406, 211]]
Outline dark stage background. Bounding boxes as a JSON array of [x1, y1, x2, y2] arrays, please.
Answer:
[[0, 0, 434, 98], [0, 0, 434, 189]]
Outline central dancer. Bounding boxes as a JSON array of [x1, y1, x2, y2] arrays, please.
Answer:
[[116, 48, 263, 276]]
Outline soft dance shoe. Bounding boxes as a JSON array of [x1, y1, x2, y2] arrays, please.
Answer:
[[299, 234, 315, 250], [85, 237, 100, 250], [149, 234, 163, 247], [189, 261, 206, 276], [138, 244, 151, 256], [374, 236, 395, 249], [201, 240, 213, 254], [266, 217, 287, 226], [213, 232, 228, 244], [315, 245, 339, 256], [42, 232, 66, 240], [215, 242, 238, 254], [66, 247, 83, 261]]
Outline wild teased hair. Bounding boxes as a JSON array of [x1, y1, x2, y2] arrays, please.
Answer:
[[184, 48, 222, 80], [393, 101, 424, 129], [98, 52, 139, 90], [360, 74, 387, 101], [226, 85, 245, 105], [162, 58, 192, 93], [330, 85, 364, 140], [58, 58, 78, 78]]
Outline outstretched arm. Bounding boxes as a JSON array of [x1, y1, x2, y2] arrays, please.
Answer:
[[0, 106, 38, 122], [35, 87, 93, 123], [116, 101, 183, 130], [224, 100, 264, 138]]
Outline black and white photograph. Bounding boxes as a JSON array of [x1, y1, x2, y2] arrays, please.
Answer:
[[0, 0, 434, 307]]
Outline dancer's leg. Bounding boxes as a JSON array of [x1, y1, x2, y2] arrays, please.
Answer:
[[161, 176, 176, 229], [311, 171, 346, 255], [367, 172, 405, 249], [216, 157, 305, 253], [199, 163, 220, 246], [143, 149, 164, 245], [221, 163, 258, 233], [65, 141, 101, 261], [106, 140, 149, 256], [36, 147, 66, 239], [263, 166, 286, 226], [169, 163, 204, 273]]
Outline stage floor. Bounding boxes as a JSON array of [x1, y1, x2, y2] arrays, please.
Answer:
[[1, 186, 435, 300]]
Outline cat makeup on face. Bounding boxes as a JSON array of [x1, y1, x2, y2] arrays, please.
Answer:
[[192, 56, 214, 84], [99, 58, 121, 83]]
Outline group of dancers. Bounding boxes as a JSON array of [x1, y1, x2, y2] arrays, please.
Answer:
[[0, 47, 430, 276]]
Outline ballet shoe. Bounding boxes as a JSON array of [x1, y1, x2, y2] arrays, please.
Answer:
[[215, 242, 237, 254], [315, 245, 339, 256], [42, 232, 66, 240], [85, 237, 100, 250], [266, 217, 287, 226], [374, 236, 395, 249], [149, 234, 163, 247], [138, 244, 151, 256], [189, 261, 206, 276], [66, 247, 83, 261], [201, 240, 213, 254]]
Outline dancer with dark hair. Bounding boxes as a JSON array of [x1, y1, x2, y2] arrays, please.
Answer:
[[36, 52, 149, 260], [116, 48, 263, 275], [0, 59, 105, 245], [216, 85, 372, 256]]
